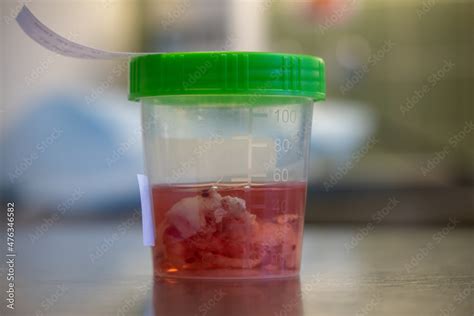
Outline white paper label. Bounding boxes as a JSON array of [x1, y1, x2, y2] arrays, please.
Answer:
[[16, 6, 149, 59], [137, 174, 155, 246]]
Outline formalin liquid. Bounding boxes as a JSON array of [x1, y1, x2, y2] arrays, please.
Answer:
[[151, 182, 307, 279]]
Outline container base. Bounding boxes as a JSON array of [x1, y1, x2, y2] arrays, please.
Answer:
[[154, 269, 300, 280]]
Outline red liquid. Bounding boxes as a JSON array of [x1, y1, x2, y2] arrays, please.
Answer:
[[151, 182, 307, 279]]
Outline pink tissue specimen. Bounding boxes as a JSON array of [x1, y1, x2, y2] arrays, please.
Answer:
[[152, 183, 306, 278]]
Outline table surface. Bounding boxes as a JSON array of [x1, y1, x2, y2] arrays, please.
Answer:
[[2, 220, 473, 316]]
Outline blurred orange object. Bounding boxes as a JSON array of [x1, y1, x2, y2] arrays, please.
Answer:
[[309, 0, 358, 23]]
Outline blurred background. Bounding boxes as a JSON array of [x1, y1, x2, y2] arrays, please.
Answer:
[[1, 0, 473, 224], [1, 1, 473, 316]]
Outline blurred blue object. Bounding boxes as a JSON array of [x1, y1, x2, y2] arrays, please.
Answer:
[[309, 99, 377, 182], [1, 90, 143, 215], [311, 99, 376, 155]]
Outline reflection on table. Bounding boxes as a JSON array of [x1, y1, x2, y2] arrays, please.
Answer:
[[150, 277, 303, 316]]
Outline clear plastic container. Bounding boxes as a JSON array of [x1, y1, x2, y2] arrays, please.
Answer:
[[129, 52, 325, 279]]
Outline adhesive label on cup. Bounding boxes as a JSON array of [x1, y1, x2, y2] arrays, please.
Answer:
[[137, 174, 155, 246], [16, 5, 150, 59]]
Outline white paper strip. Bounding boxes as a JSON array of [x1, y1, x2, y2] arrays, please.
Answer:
[[137, 174, 155, 246], [16, 6, 149, 59]]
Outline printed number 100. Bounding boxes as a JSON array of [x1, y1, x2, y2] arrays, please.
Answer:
[[275, 109, 296, 123]]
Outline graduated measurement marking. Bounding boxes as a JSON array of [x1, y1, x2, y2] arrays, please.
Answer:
[[229, 135, 252, 182], [275, 109, 297, 123], [273, 168, 289, 182], [231, 135, 249, 140], [230, 136, 265, 181], [247, 140, 253, 170], [275, 138, 290, 152], [248, 108, 253, 178], [272, 138, 291, 182], [230, 108, 275, 182]]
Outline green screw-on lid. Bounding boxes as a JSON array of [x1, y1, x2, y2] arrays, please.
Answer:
[[129, 52, 325, 102]]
